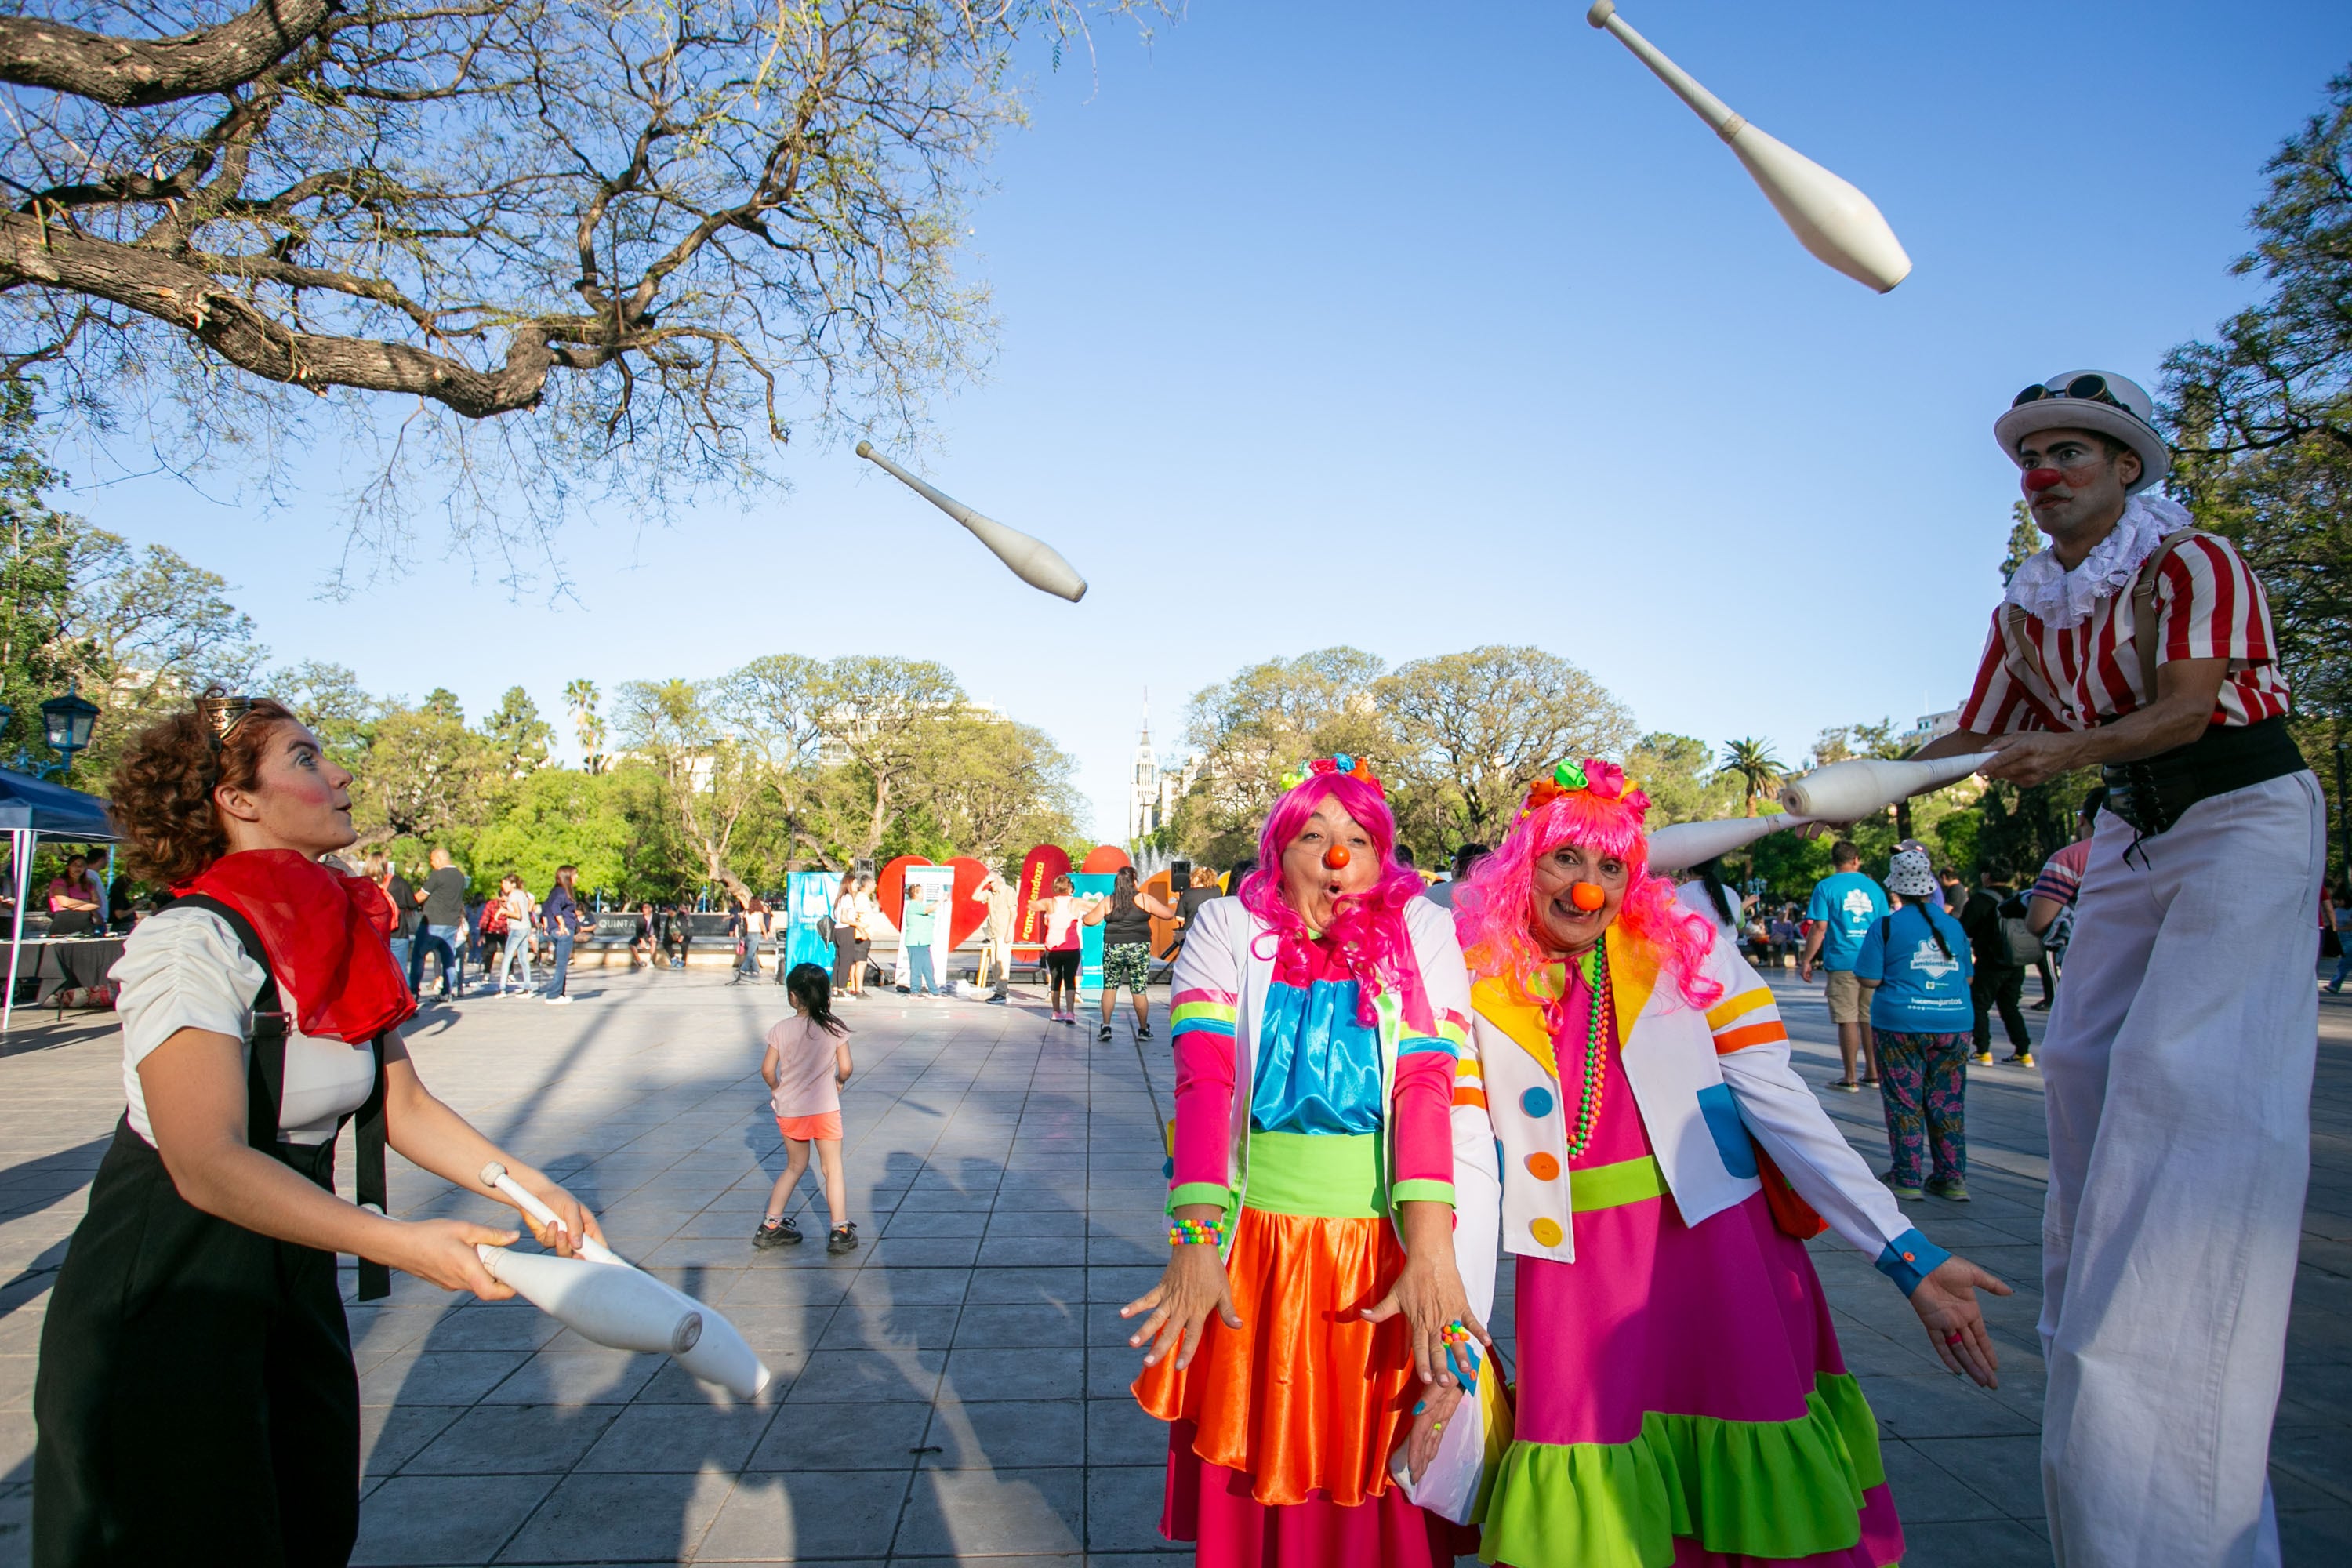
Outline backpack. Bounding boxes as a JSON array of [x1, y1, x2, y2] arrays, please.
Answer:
[[1995, 895, 2044, 968]]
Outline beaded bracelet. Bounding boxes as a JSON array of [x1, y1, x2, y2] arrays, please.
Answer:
[[1168, 1218, 1226, 1247], [1440, 1319, 1473, 1347]]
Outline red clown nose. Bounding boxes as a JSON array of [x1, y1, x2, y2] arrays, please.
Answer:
[[1569, 882, 1606, 912], [1322, 844, 1351, 870], [2023, 467, 2065, 494]]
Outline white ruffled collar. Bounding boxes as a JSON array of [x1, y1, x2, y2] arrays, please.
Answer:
[[2003, 493, 2192, 630]]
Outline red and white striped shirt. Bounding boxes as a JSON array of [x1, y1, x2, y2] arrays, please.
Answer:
[[1957, 532, 2291, 735]]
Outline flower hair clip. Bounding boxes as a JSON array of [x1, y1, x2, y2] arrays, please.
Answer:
[[1519, 757, 1642, 818], [1279, 753, 1385, 797]]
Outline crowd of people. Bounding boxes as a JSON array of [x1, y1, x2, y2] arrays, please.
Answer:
[[20, 366, 2344, 1568]]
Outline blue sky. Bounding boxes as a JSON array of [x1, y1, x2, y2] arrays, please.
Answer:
[[64, 1, 2352, 840]]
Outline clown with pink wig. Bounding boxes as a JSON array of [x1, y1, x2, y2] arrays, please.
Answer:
[[1123, 757, 1499, 1568], [1441, 759, 2011, 1568]]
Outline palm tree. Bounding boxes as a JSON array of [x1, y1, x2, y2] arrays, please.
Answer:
[[1717, 738, 1784, 818], [564, 678, 608, 775]]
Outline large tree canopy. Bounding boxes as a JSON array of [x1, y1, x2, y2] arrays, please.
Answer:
[[2162, 69, 2352, 730], [0, 0, 1155, 563]]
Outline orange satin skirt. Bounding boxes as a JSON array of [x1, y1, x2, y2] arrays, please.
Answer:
[[1132, 1206, 1415, 1509]]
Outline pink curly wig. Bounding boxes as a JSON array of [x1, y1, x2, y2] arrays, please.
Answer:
[[1236, 770, 1433, 1033], [1454, 758, 1722, 1019]]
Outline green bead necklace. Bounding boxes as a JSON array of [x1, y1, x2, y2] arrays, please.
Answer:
[[1563, 944, 1610, 1160]]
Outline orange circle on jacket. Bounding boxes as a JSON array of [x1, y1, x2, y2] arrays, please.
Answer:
[[1525, 1152, 1561, 1181]]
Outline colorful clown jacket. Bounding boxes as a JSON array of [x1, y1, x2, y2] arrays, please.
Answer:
[[1465, 924, 1947, 1292]]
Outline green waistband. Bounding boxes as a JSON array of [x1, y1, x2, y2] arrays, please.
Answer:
[[1243, 1131, 1384, 1218], [1571, 1154, 1669, 1214]]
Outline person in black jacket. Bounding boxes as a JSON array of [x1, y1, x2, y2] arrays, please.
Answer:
[[1958, 869, 2032, 1066]]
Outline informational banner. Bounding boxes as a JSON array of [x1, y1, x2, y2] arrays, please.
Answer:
[[898, 864, 956, 989], [1013, 844, 1072, 960], [783, 871, 842, 977], [1072, 871, 1114, 1000]]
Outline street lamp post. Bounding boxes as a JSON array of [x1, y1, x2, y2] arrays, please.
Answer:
[[0, 682, 100, 781]]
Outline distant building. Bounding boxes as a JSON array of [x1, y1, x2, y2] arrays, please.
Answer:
[[1900, 709, 1961, 750], [1128, 702, 1202, 848]]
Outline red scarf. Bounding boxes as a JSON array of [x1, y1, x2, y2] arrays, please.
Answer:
[[177, 849, 418, 1043]]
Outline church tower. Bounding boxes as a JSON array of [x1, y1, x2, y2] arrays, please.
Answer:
[[1130, 694, 1160, 843]]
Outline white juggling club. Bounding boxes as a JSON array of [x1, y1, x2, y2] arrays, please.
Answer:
[[855, 441, 1089, 602], [1647, 813, 1816, 874], [1585, 2, 1912, 292], [1778, 753, 1993, 822], [481, 1163, 773, 1399], [474, 1245, 704, 1356]]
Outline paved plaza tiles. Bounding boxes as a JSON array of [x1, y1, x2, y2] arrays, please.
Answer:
[[0, 963, 2344, 1566]]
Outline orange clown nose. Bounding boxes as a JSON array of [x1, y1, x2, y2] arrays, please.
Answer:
[[1569, 881, 1606, 912], [1323, 845, 1351, 870]]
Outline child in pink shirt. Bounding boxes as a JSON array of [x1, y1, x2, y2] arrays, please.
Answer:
[[756, 963, 858, 1254]]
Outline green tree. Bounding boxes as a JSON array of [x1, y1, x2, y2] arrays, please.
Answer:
[[2001, 500, 2042, 585], [481, 687, 554, 781], [563, 679, 608, 775], [2161, 70, 2352, 884], [612, 678, 757, 901], [0, 1, 1166, 567], [1178, 648, 1389, 862], [1626, 732, 1744, 826], [1716, 738, 1784, 817], [1377, 645, 1638, 855], [468, 768, 636, 900]]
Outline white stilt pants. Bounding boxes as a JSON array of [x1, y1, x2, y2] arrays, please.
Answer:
[[2039, 769, 2324, 1567]]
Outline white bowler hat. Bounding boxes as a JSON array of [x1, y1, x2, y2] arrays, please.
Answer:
[[1993, 370, 2170, 495]]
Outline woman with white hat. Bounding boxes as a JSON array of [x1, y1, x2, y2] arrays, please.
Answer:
[[1853, 848, 1976, 1202]]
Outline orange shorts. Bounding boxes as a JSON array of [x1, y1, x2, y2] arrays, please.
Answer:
[[775, 1112, 842, 1142]]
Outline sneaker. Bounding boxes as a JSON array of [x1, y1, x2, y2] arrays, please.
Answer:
[[827, 1222, 860, 1255], [543, 995, 572, 1006], [1926, 1176, 1972, 1203], [1138, 1024, 1152, 1040], [2029, 997, 2053, 1011], [1973, 1051, 1993, 1064], [1880, 1172, 1924, 1201], [1098, 1023, 1113, 1042], [987, 994, 1009, 1005], [1830, 1079, 1861, 1093], [753, 1216, 803, 1249], [2005, 1052, 2035, 1068]]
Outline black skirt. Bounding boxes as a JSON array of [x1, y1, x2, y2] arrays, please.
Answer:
[[34, 1119, 361, 1566]]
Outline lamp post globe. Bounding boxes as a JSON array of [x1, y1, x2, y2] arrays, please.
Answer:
[[40, 685, 100, 759]]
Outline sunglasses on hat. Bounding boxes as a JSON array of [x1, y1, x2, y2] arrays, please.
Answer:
[[2011, 373, 2137, 419]]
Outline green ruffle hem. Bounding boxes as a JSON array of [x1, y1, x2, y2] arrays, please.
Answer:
[[1476, 1371, 1890, 1568]]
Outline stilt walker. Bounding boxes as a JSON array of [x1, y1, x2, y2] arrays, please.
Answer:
[[1911, 372, 2324, 1566]]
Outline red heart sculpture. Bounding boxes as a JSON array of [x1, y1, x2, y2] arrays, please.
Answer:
[[1080, 844, 1132, 876], [946, 857, 991, 951], [876, 855, 931, 928]]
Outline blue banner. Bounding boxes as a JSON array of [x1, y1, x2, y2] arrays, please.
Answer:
[[1072, 872, 1113, 1000], [785, 871, 842, 977]]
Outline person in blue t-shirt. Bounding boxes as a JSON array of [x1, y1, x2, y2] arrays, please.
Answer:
[[1800, 840, 1890, 1092], [1855, 848, 1976, 1202]]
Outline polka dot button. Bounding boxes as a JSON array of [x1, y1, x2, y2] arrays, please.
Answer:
[[1529, 1217, 1563, 1247], [1525, 1152, 1561, 1181], [1520, 1086, 1555, 1119]]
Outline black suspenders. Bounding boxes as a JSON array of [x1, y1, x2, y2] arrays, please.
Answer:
[[170, 895, 394, 1301]]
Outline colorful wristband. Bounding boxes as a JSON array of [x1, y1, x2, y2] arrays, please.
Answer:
[[1168, 1218, 1226, 1247]]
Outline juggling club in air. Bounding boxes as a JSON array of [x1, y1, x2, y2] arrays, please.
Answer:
[[855, 441, 1089, 602], [1585, 1, 1913, 292]]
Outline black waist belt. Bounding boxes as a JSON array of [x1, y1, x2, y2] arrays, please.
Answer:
[[2100, 715, 2307, 840]]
